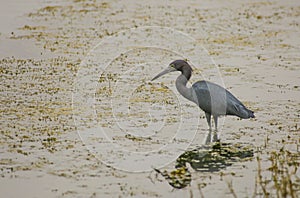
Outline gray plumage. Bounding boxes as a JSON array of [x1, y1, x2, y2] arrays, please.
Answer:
[[152, 60, 254, 131]]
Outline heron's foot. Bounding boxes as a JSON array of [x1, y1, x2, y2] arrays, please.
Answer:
[[205, 136, 211, 145], [206, 128, 221, 144], [212, 131, 219, 142]]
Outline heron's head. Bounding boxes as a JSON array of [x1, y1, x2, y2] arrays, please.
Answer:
[[151, 60, 192, 81]]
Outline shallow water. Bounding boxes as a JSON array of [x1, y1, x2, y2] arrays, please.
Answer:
[[0, 0, 299, 197]]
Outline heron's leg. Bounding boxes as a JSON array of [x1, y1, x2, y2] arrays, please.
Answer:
[[213, 115, 219, 142], [205, 113, 212, 131], [213, 116, 218, 131]]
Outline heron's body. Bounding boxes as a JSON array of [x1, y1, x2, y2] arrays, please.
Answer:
[[192, 80, 254, 118], [152, 60, 254, 131]]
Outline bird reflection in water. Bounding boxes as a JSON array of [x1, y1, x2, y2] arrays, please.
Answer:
[[152, 60, 255, 189]]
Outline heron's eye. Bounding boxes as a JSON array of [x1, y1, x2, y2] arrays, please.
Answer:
[[170, 64, 174, 68]]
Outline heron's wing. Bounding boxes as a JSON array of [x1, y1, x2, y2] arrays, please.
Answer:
[[191, 81, 213, 113], [192, 81, 230, 114], [192, 81, 253, 118]]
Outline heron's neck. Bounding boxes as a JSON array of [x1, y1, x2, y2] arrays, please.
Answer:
[[175, 74, 197, 103]]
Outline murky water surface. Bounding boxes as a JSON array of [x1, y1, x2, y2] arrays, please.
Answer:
[[0, 0, 299, 197]]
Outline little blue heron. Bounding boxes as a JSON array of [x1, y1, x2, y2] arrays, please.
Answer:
[[151, 60, 255, 132]]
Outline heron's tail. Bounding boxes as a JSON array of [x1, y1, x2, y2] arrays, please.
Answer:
[[247, 109, 255, 118], [231, 103, 255, 119]]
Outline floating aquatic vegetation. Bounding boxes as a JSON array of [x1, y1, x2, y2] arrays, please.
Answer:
[[154, 167, 192, 189], [255, 148, 300, 197], [154, 141, 254, 189], [176, 141, 254, 172]]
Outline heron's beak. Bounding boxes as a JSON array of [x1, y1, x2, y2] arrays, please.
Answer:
[[151, 66, 177, 81]]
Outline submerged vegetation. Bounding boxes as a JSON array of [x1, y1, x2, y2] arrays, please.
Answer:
[[176, 141, 254, 172], [255, 148, 299, 197], [154, 142, 300, 197], [154, 141, 254, 189]]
